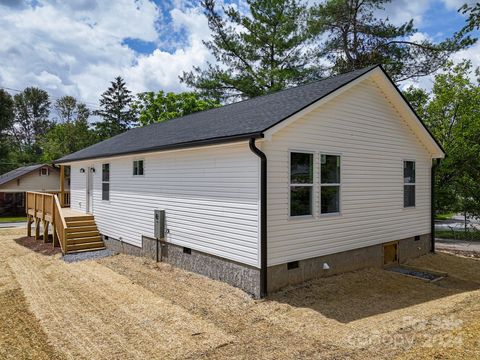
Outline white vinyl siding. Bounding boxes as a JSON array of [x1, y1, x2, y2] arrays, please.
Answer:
[[263, 77, 432, 266], [69, 142, 260, 267]]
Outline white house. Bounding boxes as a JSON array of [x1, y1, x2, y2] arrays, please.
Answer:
[[54, 66, 444, 297]]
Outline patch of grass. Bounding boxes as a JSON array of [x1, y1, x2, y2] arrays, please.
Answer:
[[0, 216, 27, 223], [435, 212, 456, 220], [436, 229, 480, 241]]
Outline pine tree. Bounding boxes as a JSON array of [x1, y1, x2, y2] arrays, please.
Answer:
[[94, 77, 137, 139], [180, 0, 321, 102], [310, 0, 475, 81]]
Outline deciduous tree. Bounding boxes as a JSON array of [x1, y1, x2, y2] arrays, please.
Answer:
[[134, 91, 220, 126], [404, 61, 480, 216]]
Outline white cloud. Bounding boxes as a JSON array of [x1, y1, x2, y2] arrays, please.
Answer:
[[381, 0, 431, 26], [441, 0, 477, 11], [0, 0, 211, 108]]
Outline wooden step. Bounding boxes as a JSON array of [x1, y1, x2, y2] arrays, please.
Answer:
[[67, 236, 102, 245], [66, 241, 105, 252], [66, 230, 100, 239], [65, 215, 94, 222], [66, 247, 107, 254], [66, 225, 98, 233], [65, 220, 96, 227]]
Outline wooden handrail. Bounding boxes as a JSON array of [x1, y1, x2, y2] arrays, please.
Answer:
[[26, 191, 68, 254], [53, 194, 67, 254]]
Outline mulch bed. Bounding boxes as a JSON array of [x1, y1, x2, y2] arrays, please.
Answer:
[[14, 236, 61, 256]]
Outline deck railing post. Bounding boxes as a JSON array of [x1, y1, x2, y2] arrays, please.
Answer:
[[60, 165, 65, 207]]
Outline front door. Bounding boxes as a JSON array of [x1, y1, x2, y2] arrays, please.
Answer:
[[86, 167, 94, 213]]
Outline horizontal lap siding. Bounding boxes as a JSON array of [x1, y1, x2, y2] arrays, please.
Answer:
[[264, 78, 432, 266], [69, 143, 260, 267]]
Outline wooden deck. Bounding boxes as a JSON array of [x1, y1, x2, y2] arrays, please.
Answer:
[[26, 192, 105, 254]]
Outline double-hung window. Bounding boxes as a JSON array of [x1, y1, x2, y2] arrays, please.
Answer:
[[290, 152, 313, 217], [133, 160, 144, 176], [404, 161, 415, 207], [320, 154, 341, 214], [102, 163, 110, 201]]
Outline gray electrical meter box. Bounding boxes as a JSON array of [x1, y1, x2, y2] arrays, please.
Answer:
[[154, 209, 166, 240]]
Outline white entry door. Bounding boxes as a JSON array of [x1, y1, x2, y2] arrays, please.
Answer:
[[86, 167, 94, 213]]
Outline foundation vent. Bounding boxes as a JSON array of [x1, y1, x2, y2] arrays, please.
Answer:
[[414, 235, 420, 241], [287, 261, 299, 270], [183, 247, 191, 254]]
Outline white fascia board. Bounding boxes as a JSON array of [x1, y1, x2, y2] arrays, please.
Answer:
[[370, 71, 445, 159], [263, 67, 445, 159]]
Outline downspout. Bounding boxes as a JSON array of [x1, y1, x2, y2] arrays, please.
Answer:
[[249, 138, 267, 298], [431, 158, 440, 253]]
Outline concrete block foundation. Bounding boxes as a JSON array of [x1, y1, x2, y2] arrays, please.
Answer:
[[267, 234, 432, 293], [103, 233, 431, 297], [102, 235, 261, 298]]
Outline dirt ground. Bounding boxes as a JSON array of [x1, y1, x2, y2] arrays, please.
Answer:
[[1, 227, 480, 359]]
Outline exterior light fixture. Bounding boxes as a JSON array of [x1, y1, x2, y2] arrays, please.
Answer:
[[80, 168, 85, 173]]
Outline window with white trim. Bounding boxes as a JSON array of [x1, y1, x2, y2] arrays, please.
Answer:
[[404, 161, 415, 207], [102, 163, 110, 201], [133, 160, 144, 176], [40, 167, 49, 176], [289, 152, 313, 217], [320, 154, 341, 214]]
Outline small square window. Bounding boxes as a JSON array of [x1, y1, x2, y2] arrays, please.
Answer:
[[133, 160, 144, 176], [40, 168, 49, 176]]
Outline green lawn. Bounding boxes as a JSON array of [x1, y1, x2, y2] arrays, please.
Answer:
[[436, 229, 480, 241], [435, 212, 456, 221], [0, 217, 27, 223]]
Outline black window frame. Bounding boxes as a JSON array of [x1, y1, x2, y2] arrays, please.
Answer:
[[403, 160, 415, 208], [133, 160, 144, 176], [320, 154, 341, 215], [102, 163, 110, 201], [289, 151, 314, 217]]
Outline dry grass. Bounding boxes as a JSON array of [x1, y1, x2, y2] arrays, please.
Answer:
[[2, 227, 480, 359]]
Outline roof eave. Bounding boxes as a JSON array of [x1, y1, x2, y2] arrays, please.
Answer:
[[53, 132, 264, 164]]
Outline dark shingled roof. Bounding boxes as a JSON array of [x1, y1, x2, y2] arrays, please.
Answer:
[[0, 164, 46, 186], [56, 66, 378, 163]]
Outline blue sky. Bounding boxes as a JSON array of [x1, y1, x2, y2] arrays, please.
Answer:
[[0, 0, 478, 107]]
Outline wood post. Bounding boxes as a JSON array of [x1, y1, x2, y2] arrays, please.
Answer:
[[43, 220, 51, 243], [60, 165, 65, 207], [27, 215, 32, 237], [52, 227, 58, 246], [35, 218, 40, 240]]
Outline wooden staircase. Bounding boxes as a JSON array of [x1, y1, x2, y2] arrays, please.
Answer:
[[64, 215, 105, 253], [26, 192, 105, 255]]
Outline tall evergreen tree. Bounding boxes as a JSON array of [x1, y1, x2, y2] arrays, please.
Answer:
[[459, 3, 480, 36], [180, 0, 321, 101], [310, 0, 475, 81], [94, 77, 137, 139]]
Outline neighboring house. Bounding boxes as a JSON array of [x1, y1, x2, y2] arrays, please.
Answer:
[[0, 164, 64, 216], [54, 66, 444, 298]]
